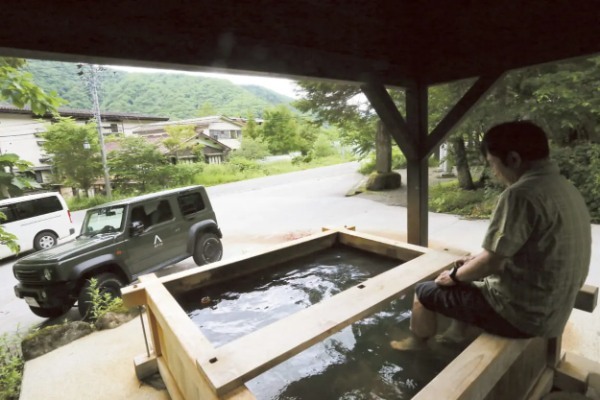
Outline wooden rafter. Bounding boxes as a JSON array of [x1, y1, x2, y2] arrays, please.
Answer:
[[360, 82, 417, 160], [425, 73, 504, 157]]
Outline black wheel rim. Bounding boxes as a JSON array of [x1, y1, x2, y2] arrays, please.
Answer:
[[203, 238, 222, 262]]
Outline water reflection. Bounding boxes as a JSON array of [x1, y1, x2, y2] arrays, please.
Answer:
[[177, 246, 468, 399]]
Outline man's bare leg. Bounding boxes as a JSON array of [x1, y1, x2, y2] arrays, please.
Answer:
[[390, 294, 437, 350], [435, 319, 468, 344]]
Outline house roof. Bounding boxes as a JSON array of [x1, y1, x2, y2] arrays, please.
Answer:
[[1, 1, 598, 87], [132, 116, 244, 134], [0, 103, 169, 122]]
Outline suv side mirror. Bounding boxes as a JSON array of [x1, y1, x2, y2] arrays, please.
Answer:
[[130, 221, 145, 236]]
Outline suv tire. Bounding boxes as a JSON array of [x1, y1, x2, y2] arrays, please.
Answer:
[[29, 304, 72, 318], [78, 273, 125, 319], [34, 231, 58, 251], [193, 233, 223, 266]]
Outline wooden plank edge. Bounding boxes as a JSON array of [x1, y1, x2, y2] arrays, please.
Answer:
[[157, 356, 185, 400], [554, 351, 600, 393], [122, 273, 158, 307], [413, 334, 532, 400], [525, 368, 554, 400]]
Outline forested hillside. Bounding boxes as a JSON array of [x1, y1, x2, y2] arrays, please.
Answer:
[[24, 60, 293, 119]]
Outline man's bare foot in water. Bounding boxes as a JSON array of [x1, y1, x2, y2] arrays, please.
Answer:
[[390, 335, 428, 351]]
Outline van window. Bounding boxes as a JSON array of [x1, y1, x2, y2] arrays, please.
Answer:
[[177, 192, 205, 216], [0, 205, 18, 224], [13, 197, 63, 221]]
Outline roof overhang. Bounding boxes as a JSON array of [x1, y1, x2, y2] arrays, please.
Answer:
[[1, 1, 599, 88]]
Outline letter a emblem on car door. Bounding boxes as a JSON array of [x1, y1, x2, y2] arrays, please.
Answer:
[[154, 235, 163, 248]]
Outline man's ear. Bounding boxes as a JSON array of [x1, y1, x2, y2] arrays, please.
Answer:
[[504, 151, 522, 168]]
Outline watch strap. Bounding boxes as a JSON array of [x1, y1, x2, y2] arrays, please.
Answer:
[[449, 265, 461, 283]]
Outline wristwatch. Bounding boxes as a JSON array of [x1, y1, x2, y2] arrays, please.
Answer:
[[449, 265, 461, 283]]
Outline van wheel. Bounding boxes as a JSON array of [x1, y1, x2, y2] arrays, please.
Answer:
[[29, 304, 71, 318], [34, 231, 58, 251], [193, 233, 223, 266], [78, 273, 125, 319]]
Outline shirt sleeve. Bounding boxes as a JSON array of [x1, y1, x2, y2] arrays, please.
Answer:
[[482, 188, 534, 257]]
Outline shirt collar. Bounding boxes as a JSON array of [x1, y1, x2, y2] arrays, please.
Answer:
[[517, 159, 559, 182]]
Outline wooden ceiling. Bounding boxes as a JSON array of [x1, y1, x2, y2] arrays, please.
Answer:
[[1, 1, 599, 87]]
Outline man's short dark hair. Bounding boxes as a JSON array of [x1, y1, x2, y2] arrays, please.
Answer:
[[481, 121, 550, 163]]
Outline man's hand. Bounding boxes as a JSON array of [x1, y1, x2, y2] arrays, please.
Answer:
[[435, 270, 456, 286]]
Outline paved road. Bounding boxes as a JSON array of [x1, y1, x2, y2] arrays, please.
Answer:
[[1, 161, 598, 338]]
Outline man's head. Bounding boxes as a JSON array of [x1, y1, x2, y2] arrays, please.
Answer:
[[481, 121, 550, 185]]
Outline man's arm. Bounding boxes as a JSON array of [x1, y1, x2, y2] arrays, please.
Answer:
[[436, 249, 505, 286]]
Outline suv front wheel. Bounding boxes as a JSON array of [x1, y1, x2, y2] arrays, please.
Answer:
[[193, 232, 223, 266], [78, 273, 125, 319]]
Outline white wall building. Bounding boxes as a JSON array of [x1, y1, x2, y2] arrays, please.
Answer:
[[132, 116, 245, 163], [0, 104, 168, 184]]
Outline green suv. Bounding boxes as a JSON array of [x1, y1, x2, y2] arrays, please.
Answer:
[[13, 185, 223, 318]]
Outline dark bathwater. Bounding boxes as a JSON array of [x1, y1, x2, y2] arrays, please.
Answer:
[[177, 246, 467, 399]]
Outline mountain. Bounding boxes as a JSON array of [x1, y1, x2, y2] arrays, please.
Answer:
[[25, 59, 294, 119]]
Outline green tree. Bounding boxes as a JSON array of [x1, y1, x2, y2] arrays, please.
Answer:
[[108, 136, 167, 192], [519, 56, 600, 144], [0, 58, 62, 198], [196, 101, 218, 117], [242, 115, 262, 139], [163, 125, 201, 161], [41, 118, 103, 194], [260, 105, 312, 154], [234, 137, 270, 160], [0, 58, 63, 115], [312, 134, 336, 158], [0, 57, 63, 254], [0, 154, 40, 198]]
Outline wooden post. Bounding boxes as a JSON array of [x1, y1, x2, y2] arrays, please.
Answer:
[[405, 81, 429, 246]]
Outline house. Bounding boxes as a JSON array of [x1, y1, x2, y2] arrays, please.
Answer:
[[0, 103, 169, 185], [131, 116, 245, 164]]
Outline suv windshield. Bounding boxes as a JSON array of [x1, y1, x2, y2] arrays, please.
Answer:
[[82, 206, 126, 236]]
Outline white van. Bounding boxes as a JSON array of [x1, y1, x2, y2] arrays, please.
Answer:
[[0, 192, 76, 260]]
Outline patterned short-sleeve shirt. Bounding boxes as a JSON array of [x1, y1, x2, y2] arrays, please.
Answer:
[[479, 160, 591, 337]]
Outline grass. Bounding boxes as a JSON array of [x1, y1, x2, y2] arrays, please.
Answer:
[[194, 155, 354, 187], [428, 180, 499, 219]]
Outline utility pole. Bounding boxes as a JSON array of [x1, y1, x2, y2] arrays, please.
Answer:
[[78, 64, 112, 199]]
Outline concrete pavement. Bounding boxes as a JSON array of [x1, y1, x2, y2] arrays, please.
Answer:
[[19, 210, 600, 400]]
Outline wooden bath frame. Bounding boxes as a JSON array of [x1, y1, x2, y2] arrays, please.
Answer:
[[122, 228, 599, 400]]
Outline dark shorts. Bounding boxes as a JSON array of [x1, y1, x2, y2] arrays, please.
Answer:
[[415, 281, 533, 339]]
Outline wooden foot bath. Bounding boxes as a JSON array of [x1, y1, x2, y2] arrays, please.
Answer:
[[122, 228, 599, 400]]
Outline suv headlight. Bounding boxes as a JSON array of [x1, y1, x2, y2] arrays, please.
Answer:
[[43, 268, 52, 281]]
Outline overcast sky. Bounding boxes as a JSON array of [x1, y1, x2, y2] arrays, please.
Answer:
[[109, 65, 300, 99]]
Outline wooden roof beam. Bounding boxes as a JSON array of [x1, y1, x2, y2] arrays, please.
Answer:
[[360, 82, 417, 160], [425, 73, 504, 157]]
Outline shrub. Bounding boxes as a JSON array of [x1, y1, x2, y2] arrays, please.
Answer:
[[429, 180, 498, 219], [164, 163, 203, 187], [228, 156, 262, 172], [312, 134, 337, 158], [86, 278, 129, 322], [552, 143, 600, 223], [235, 137, 270, 160], [0, 332, 24, 400]]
